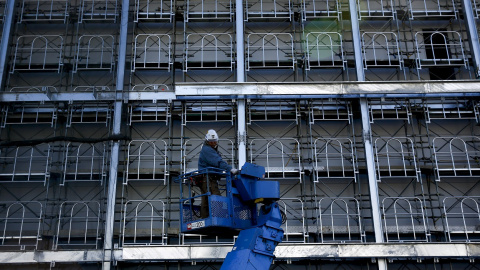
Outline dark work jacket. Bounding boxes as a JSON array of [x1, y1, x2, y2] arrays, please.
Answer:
[[198, 142, 232, 171]]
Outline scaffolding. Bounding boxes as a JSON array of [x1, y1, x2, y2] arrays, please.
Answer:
[[186, 0, 233, 21], [374, 137, 421, 182], [62, 142, 108, 186], [0, 201, 43, 250], [278, 198, 308, 243], [184, 33, 234, 71], [432, 136, 480, 181], [11, 35, 64, 73], [245, 0, 293, 21], [122, 200, 167, 246], [318, 197, 364, 243], [79, 0, 119, 23], [74, 35, 115, 72], [382, 197, 429, 242], [19, 0, 69, 23], [125, 140, 169, 185], [443, 196, 480, 242], [246, 33, 295, 70], [134, 0, 174, 22], [133, 34, 172, 71], [53, 201, 102, 250], [0, 144, 52, 184]]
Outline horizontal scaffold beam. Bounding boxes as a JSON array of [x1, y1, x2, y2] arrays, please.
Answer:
[[3, 81, 480, 103], [1, 243, 480, 264]]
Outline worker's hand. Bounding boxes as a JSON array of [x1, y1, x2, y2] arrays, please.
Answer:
[[230, 168, 239, 175]]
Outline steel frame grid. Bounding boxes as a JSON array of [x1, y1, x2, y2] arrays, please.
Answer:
[[18, 0, 69, 23], [408, 0, 458, 20], [317, 197, 365, 243], [62, 142, 109, 186], [10, 35, 64, 74], [245, 0, 293, 22], [121, 199, 167, 246], [381, 196, 430, 243], [184, 33, 234, 72], [185, 0, 234, 22], [361, 32, 404, 71], [432, 136, 480, 181], [0, 143, 52, 185], [373, 137, 422, 182], [124, 139, 169, 185], [132, 34, 173, 72], [357, 0, 396, 20], [53, 200, 102, 250], [0, 201, 43, 251], [278, 198, 309, 243], [301, 0, 341, 21], [443, 196, 480, 243], [134, 0, 174, 23]]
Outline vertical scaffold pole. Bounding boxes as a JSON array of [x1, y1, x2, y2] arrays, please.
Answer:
[[236, 0, 247, 167], [349, 0, 386, 269], [0, 0, 16, 90], [462, 0, 480, 78], [103, 0, 129, 269]]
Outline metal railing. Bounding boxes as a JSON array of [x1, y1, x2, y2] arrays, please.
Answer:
[[19, 0, 69, 22], [122, 200, 167, 246], [433, 136, 480, 181], [62, 142, 108, 185], [74, 35, 115, 72], [278, 198, 308, 243], [79, 0, 119, 22], [414, 31, 467, 69], [0, 201, 43, 250], [128, 101, 171, 125], [304, 32, 346, 70], [184, 33, 234, 71], [443, 196, 480, 242], [302, 0, 340, 20], [362, 32, 403, 70], [314, 138, 358, 182], [246, 33, 295, 70], [54, 201, 102, 250], [249, 138, 302, 181], [182, 100, 235, 124], [0, 144, 52, 184], [382, 197, 429, 242], [245, 0, 293, 21], [11, 35, 64, 73], [357, 0, 395, 19], [374, 137, 421, 182], [135, 0, 174, 22], [133, 34, 172, 71], [186, 0, 233, 21], [125, 140, 169, 185], [318, 197, 364, 243], [409, 0, 457, 19], [247, 100, 299, 123]]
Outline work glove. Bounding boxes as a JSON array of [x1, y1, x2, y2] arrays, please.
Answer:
[[230, 168, 239, 175]]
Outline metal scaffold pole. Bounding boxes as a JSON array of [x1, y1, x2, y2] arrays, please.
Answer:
[[236, 0, 247, 167], [349, 0, 387, 268], [103, 0, 129, 269], [0, 0, 15, 90], [462, 0, 480, 78]]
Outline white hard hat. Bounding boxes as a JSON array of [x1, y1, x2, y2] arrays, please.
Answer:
[[205, 129, 219, 142]]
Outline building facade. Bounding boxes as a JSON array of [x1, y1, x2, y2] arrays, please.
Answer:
[[0, 0, 480, 269]]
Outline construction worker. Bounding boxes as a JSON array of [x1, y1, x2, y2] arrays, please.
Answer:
[[198, 129, 238, 218]]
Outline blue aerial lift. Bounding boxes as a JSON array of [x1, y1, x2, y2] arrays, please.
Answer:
[[177, 162, 284, 270]]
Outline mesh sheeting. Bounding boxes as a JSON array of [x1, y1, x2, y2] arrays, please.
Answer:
[[182, 204, 201, 223], [211, 199, 229, 218]]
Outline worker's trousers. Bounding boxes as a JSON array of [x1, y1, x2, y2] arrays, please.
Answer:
[[199, 174, 221, 219]]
